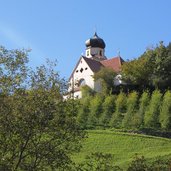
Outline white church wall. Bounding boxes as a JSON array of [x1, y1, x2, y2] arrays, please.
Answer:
[[68, 57, 95, 93]]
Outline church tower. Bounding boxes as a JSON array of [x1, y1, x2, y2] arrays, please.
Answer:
[[85, 32, 107, 61]]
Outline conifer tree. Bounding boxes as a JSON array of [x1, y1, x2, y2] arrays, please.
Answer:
[[88, 94, 104, 128], [144, 90, 162, 128], [100, 95, 116, 127], [77, 96, 91, 129], [136, 91, 150, 128], [110, 92, 126, 128], [122, 91, 138, 128], [159, 90, 171, 130]]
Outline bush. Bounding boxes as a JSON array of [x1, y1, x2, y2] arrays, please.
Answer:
[[76, 152, 122, 171]]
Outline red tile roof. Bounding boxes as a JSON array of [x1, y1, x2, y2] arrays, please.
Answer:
[[100, 57, 124, 72]]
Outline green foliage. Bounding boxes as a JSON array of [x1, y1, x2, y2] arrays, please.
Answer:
[[0, 46, 85, 170], [127, 155, 149, 171], [0, 46, 29, 93], [144, 90, 162, 128], [122, 91, 138, 128], [93, 67, 116, 95], [81, 85, 95, 98], [76, 152, 122, 171], [159, 90, 171, 130], [88, 95, 104, 128], [136, 91, 150, 128], [127, 155, 171, 171], [77, 96, 91, 129], [151, 42, 171, 88], [121, 41, 171, 89], [121, 56, 151, 86], [110, 92, 126, 128], [100, 95, 116, 127], [77, 89, 171, 130]]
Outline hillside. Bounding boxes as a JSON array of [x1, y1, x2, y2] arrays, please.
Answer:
[[74, 130, 171, 169]]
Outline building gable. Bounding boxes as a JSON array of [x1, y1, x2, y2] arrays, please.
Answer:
[[69, 56, 95, 82]]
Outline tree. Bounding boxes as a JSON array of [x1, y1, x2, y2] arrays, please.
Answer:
[[121, 55, 151, 87], [151, 41, 171, 88], [110, 92, 127, 128], [77, 96, 91, 129], [88, 95, 104, 128], [136, 91, 150, 128], [100, 95, 116, 127], [144, 90, 162, 128], [121, 41, 171, 90], [81, 85, 95, 98], [94, 67, 116, 95], [0, 46, 85, 170], [159, 90, 171, 130], [122, 91, 139, 128], [0, 46, 29, 93]]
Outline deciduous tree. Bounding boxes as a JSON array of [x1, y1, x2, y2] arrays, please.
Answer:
[[94, 67, 116, 95], [0, 46, 85, 170]]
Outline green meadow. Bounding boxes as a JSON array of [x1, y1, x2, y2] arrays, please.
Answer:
[[74, 130, 171, 169]]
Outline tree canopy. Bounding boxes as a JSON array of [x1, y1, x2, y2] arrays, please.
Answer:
[[121, 41, 171, 90], [93, 67, 116, 95], [0, 46, 85, 170]]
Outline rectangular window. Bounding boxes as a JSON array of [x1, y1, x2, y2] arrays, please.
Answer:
[[87, 50, 89, 56]]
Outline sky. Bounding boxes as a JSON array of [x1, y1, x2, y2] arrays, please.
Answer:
[[0, 0, 171, 79]]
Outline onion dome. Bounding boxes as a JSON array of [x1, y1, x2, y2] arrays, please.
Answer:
[[85, 32, 106, 49]]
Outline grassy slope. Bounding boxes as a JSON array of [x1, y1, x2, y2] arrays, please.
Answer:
[[74, 130, 171, 169]]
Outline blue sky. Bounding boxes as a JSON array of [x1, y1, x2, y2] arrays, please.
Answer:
[[0, 0, 171, 79]]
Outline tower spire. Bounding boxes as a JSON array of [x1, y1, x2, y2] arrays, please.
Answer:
[[94, 26, 98, 37]]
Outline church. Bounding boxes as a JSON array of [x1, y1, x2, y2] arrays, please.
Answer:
[[64, 32, 124, 99]]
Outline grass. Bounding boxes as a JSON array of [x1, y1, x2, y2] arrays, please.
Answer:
[[73, 130, 171, 169]]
